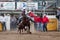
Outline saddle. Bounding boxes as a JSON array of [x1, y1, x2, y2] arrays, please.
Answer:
[[22, 16, 30, 26]]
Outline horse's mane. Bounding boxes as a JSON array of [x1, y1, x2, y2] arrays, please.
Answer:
[[22, 15, 28, 21]]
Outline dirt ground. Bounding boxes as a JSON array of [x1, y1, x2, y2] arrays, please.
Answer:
[[0, 31, 60, 40]]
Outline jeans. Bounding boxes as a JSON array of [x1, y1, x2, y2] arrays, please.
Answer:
[[39, 23, 43, 31], [34, 23, 37, 30], [43, 23, 47, 32], [36, 23, 39, 31], [34, 22, 42, 31], [10, 22, 17, 30], [2, 22, 6, 31]]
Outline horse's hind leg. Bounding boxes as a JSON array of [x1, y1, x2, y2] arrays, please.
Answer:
[[22, 29, 23, 32], [19, 29, 21, 34]]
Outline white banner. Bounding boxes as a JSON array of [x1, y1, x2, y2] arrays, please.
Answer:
[[17, 2, 38, 10], [27, 2, 38, 10], [17, 2, 27, 10], [0, 2, 15, 10]]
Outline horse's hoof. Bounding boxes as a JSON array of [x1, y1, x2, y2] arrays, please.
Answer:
[[19, 32, 21, 34], [29, 32, 32, 34], [27, 32, 32, 34]]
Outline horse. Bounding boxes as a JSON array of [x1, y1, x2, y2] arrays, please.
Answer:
[[18, 14, 31, 34]]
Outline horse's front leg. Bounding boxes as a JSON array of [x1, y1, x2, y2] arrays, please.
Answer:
[[24, 26, 27, 31], [27, 26, 32, 34]]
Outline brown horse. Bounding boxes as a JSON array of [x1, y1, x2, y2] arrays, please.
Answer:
[[18, 15, 31, 34]]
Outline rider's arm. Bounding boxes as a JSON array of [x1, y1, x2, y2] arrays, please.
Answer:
[[17, 16, 22, 25], [19, 16, 22, 23], [29, 18, 35, 22], [27, 15, 35, 22]]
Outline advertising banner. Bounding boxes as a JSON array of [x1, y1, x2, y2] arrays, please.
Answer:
[[27, 2, 38, 10], [17, 2, 38, 10], [0, 2, 15, 10], [47, 18, 57, 31], [17, 2, 27, 10]]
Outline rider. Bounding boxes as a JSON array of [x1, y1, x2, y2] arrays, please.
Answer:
[[18, 9, 34, 34], [18, 10, 34, 23]]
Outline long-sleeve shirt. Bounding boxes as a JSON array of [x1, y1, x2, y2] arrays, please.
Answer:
[[34, 16, 42, 23], [42, 16, 49, 23], [0, 16, 6, 23], [17, 15, 34, 24]]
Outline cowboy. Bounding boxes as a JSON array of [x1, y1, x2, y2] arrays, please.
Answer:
[[18, 9, 34, 34], [42, 14, 49, 32]]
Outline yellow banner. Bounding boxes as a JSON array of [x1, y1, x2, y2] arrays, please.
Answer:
[[47, 18, 58, 31]]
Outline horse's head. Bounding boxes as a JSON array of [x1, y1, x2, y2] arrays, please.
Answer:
[[21, 12, 29, 22]]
